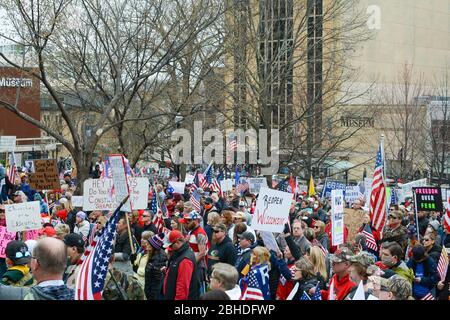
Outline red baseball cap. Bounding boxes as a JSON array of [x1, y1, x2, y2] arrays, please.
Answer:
[[38, 226, 56, 237], [163, 230, 183, 248]]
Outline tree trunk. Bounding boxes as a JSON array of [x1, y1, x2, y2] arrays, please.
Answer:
[[73, 154, 92, 196]]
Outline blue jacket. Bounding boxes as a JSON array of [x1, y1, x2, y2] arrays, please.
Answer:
[[407, 257, 439, 298]]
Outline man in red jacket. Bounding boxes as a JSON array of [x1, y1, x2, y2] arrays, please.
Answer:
[[321, 246, 356, 300]]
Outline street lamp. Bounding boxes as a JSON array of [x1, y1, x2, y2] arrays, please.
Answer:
[[174, 113, 184, 181]]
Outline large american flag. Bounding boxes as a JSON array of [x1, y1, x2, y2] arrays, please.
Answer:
[[151, 188, 164, 233], [240, 265, 270, 300], [75, 196, 128, 300], [210, 178, 223, 197], [361, 224, 378, 252], [437, 246, 449, 282], [421, 293, 435, 300], [190, 188, 201, 212], [102, 156, 113, 178], [370, 142, 387, 232], [443, 197, 450, 235], [8, 153, 16, 182], [236, 181, 249, 195]]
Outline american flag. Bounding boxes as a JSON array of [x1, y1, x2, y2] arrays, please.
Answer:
[[300, 283, 322, 300], [190, 188, 201, 212], [8, 153, 16, 182], [198, 173, 208, 189], [437, 246, 449, 282], [210, 178, 222, 197], [75, 196, 128, 300], [102, 156, 113, 178], [228, 133, 237, 152], [204, 163, 213, 186], [370, 142, 387, 232], [421, 293, 435, 300], [236, 181, 249, 195], [189, 171, 200, 194], [443, 197, 450, 235], [151, 188, 164, 233], [240, 267, 266, 300], [361, 224, 378, 252], [250, 198, 256, 214]]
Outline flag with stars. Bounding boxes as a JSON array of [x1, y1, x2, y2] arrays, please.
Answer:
[[151, 188, 164, 233], [75, 196, 129, 300], [240, 264, 270, 300], [167, 183, 174, 194], [300, 291, 312, 300]]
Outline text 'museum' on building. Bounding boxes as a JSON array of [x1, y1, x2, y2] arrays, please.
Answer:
[[222, 0, 450, 183]]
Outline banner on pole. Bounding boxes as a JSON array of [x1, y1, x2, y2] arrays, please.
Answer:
[[169, 181, 186, 194], [109, 154, 130, 200], [83, 177, 149, 212], [252, 187, 292, 233], [331, 189, 345, 246], [5, 201, 41, 233], [413, 187, 443, 212], [321, 180, 346, 200]]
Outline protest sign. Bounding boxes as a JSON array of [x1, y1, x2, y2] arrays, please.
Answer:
[[345, 186, 361, 204], [398, 178, 427, 203], [0, 136, 16, 152], [109, 154, 130, 200], [5, 201, 41, 233], [249, 178, 268, 194], [28, 159, 60, 190], [363, 178, 373, 210], [220, 179, 233, 192], [25, 229, 39, 241], [71, 196, 83, 207], [331, 189, 345, 246], [83, 177, 149, 212], [259, 231, 280, 253], [184, 174, 195, 184], [413, 187, 443, 212], [169, 181, 186, 194], [297, 184, 308, 195], [24, 160, 35, 173], [0, 226, 17, 258], [252, 187, 292, 233], [321, 179, 346, 200]]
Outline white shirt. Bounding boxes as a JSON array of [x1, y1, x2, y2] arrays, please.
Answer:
[[225, 285, 242, 300]]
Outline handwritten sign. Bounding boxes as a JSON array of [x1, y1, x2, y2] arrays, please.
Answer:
[[28, 159, 60, 190], [345, 186, 361, 204], [5, 201, 42, 232], [71, 196, 83, 207], [251, 187, 292, 233], [248, 178, 268, 194], [109, 154, 130, 200], [331, 189, 345, 246], [83, 177, 149, 212], [0, 136, 16, 152], [0, 226, 17, 258], [413, 187, 443, 212], [184, 174, 195, 184], [169, 181, 186, 194], [220, 179, 233, 192]]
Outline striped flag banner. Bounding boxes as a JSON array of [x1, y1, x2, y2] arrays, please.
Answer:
[[437, 246, 449, 282], [361, 224, 378, 252], [370, 140, 387, 232], [421, 293, 435, 300]]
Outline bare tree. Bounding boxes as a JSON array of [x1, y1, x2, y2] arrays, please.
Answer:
[[0, 0, 224, 192]]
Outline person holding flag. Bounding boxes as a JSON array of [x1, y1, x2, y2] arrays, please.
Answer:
[[291, 256, 323, 300], [239, 246, 271, 300]]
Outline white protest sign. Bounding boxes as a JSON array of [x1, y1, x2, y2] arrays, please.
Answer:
[[249, 178, 268, 194], [0, 136, 16, 152], [297, 184, 308, 195], [363, 178, 373, 211], [331, 189, 345, 246], [252, 187, 292, 233], [398, 178, 427, 203], [5, 201, 41, 232], [109, 155, 130, 200], [83, 177, 149, 212], [345, 186, 361, 204], [220, 179, 233, 192], [169, 181, 185, 194], [71, 196, 83, 207], [259, 231, 280, 253], [184, 174, 195, 184], [352, 280, 366, 300]]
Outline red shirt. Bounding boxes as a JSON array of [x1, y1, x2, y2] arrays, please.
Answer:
[[325, 222, 349, 253], [163, 258, 194, 300], [276, 263, 296, 300], [321, 273, 355, 300]]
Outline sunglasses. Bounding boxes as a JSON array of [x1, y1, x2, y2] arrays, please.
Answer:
[[15, 251, 31, 259], [213, 229, 223, 233], [142, 215, 150, 218], [423, 238, 431, 241]]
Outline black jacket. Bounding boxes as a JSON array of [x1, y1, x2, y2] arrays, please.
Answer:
[[144, 250, 168, 300], [427, 244, 442, 264], [163, 242, 199, 300], [115, 231, 132, 259], [235, 247, 253, 277], [207, 236, 237, 273]]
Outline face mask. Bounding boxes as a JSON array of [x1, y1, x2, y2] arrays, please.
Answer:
[[204, 204, 212, 210]]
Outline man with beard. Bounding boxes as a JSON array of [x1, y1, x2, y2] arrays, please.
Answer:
[[179, 210, 209, 295]]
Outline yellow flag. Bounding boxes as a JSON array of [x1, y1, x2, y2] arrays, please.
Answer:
[[308, 174, 315, 196]]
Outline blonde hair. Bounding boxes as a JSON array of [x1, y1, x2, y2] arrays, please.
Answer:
[[251, 246, 271, 269], [207, 211, 221, 226], [314, 220, 325, 233], [295, 256, 316, 279], [55, 224, 70, 239], [309, 246, 328, 280]]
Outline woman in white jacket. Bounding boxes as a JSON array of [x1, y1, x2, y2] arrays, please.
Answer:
[[73, 211, 91, 243]]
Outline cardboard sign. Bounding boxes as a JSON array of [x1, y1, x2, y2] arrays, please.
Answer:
[[345, 186, 361, 204], [109, 154, 130, 200], [5, 201, 42, 232], [398, 178, 427, 203], [252, 187, 292, 233], [169, 181, 186, 194], [28, 159, 60, 190], [0, 226, 17, 258], [413, 187, 443, 212], [321, 180, 346, 200], [71, 196, 83, 207], [331, 189, 345, 246], [0, 136, 16, 152], [248, 178, 268, 194], [83, 177, 149, 212]]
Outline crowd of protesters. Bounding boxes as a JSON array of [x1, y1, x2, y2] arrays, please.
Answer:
[[0, 162, 449, 301]]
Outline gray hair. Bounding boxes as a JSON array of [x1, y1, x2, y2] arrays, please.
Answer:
[[211, 263, 238, 290], [141, 230, 154, 241], [33, 237, 67, 276]]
